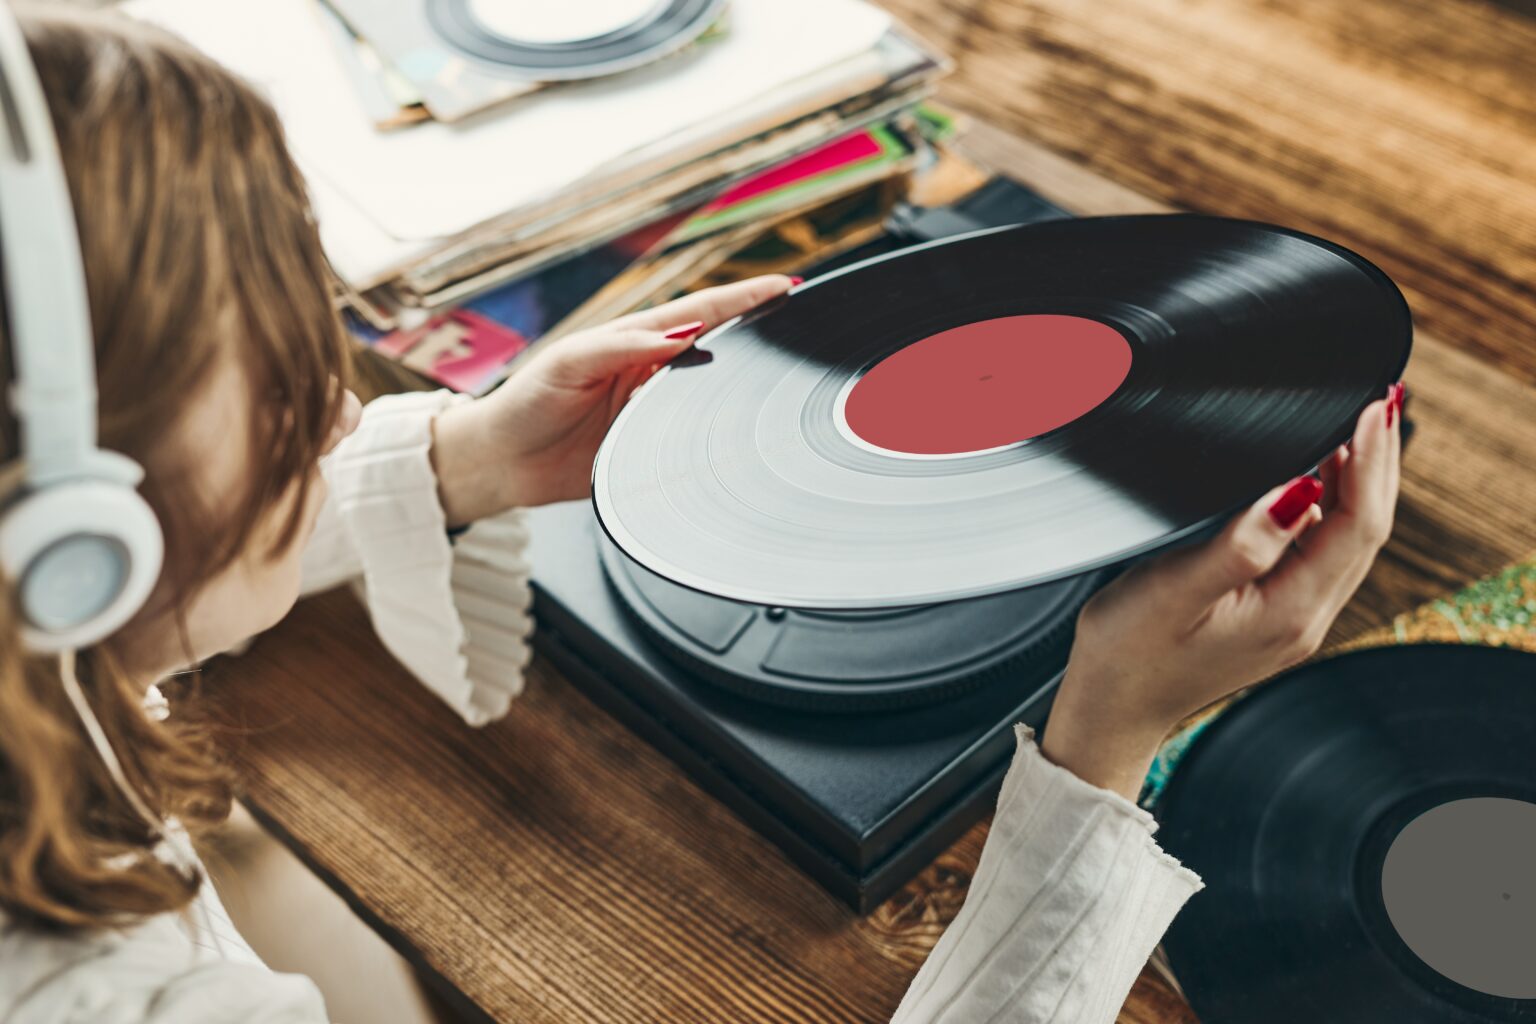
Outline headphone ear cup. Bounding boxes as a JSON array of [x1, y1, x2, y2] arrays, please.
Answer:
[[0, 481, 164, 652]]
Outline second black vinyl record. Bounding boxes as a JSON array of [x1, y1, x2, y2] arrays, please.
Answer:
[[1158, 645, 1536, 1023], [592, 215, 1412, 609]]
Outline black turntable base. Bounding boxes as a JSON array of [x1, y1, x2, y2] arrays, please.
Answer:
[[527, 499, 1101, 911]]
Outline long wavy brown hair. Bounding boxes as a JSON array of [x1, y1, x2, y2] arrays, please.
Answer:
[[0, 7, 349, 929]]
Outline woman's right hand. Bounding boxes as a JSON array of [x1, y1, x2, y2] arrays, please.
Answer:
[[1041, 386, 1404, 800]]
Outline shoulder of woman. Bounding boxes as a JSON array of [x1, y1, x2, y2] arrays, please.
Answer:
[[0, 912, 327, 1024]]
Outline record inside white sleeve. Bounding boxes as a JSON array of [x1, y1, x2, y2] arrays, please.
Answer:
[[128, 0, 890, 242], [465, 0, 666, 43]]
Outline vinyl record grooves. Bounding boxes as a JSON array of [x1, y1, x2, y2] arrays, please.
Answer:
[[427, 0, 725, 80], [1158, 645, 1536, 1024], [592, 215, 1412, 610]]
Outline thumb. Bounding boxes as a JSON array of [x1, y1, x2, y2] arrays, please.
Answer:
[[551, 322, 705, 385], [611, 276, 792, 333], [1156, 474, 1323, 615]]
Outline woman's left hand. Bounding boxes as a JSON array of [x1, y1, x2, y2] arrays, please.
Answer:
[[1041, 389, 1403, 800], [430, 275, 794, 525]]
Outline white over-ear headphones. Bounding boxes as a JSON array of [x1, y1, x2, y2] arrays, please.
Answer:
[[0, 3, 163, 653]]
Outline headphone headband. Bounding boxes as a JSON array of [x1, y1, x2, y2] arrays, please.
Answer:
[[0, 3, 125, 488], [0, 2, 164, 652]]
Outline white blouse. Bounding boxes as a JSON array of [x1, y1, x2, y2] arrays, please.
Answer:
[[0, 391, 1201, 1023]]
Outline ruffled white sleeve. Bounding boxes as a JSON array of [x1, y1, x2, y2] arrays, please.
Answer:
[[1, 883, 328, 1024], [890, 725, 1203, 1024], [300, 390, 534, 726]]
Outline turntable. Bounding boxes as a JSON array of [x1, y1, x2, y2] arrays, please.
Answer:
[[526, 179, 1101, 912]]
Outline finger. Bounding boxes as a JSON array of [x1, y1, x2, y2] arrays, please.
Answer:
[[1385, 382, 1403, 517], [1257, 512, 1380, 648], [611, 275, 794, 333], [1307, 393, 1397, 550], [1331, 395, 1394, 522], [1318, 445, 1348, 514], [1143, 474, 1323, 617], [609, 365, 650, 420], [1264, 396, 1398, 612], [551, 325, 706, 385]]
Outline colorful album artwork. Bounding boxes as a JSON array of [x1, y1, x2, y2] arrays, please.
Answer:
[[670, 124, 910, 244], [371, 309, 529, 394]]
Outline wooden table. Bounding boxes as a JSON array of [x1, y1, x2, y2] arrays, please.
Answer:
[[204, 2, 1536, 1020]]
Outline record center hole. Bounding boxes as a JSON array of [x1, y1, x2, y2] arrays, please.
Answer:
[[842, 315, 1133, 456]]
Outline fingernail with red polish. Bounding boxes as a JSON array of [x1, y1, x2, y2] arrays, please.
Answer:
[[664, 321, 706, 340], [1269, 475, 1323, 529], [1392, 381, 1406, 424], [788, 276, 804, 286]]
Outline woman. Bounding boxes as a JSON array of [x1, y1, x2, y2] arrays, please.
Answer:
[[0, 7, 1400, 1022]]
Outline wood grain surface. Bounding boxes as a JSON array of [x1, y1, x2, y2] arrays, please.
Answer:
[[204, 4, 1536, 1021], [884, 0, 1536, 382]]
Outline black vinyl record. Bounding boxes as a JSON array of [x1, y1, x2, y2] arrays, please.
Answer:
[[592, 215, 1412, 609], [427, 0, 724, 80], [1159, 645, 1536, 1023]]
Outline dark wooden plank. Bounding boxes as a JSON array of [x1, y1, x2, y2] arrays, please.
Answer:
[[208, 578, 1198, 1022], [210, 597, 918, 1023]]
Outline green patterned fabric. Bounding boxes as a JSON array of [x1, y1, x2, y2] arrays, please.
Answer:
[[1138, 558, 1536, 809]]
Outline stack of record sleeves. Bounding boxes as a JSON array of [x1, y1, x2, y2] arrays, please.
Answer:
[[129, 0, 948, 394]]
